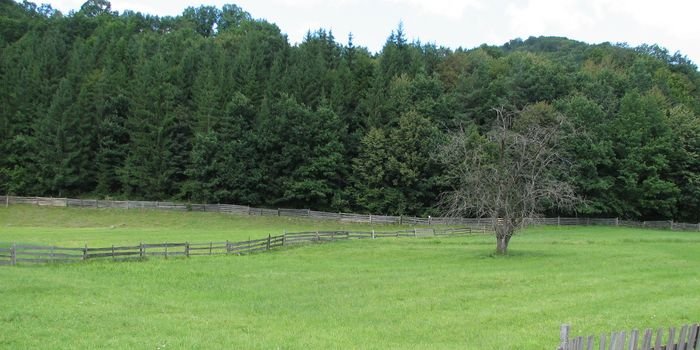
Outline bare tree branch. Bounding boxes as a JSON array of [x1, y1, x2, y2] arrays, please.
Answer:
[[438, 105, 580, 254]]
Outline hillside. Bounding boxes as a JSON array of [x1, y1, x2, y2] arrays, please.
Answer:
[[1, 0, 699, 221]]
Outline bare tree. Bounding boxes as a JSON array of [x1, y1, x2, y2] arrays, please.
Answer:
[[439, 105, 579, 254]]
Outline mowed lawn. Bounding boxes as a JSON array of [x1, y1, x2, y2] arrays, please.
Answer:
[[1, 206, 699, 349]]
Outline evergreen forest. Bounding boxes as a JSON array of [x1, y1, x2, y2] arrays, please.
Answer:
[[1, 0, 699, 221]]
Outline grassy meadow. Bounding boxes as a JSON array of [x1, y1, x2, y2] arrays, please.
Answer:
[[1, 205, 699, 349], [0, 205, 403, 246]]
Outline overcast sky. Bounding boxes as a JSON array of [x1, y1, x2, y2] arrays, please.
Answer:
[[45, 0, 700, 65]]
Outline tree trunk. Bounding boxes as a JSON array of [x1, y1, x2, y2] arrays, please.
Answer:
[[496, 235, 511, 255]]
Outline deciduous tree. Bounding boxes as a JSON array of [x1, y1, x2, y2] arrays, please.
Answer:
[[439, 105, 578, 254]]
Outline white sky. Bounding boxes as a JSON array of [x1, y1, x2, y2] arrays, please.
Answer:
[[45, 0, 700, 65]]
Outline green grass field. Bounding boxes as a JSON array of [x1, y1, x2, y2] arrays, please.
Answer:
[[0, 205, 404, 246], [1, 206, 699, 349]]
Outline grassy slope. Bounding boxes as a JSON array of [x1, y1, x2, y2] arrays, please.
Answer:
[[0, 205, 405, 246], [1, 206, 699, 349]]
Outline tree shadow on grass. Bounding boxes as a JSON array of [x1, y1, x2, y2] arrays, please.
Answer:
[[475, 249, 558, 259]]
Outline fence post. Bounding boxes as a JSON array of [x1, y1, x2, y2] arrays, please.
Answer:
[[10, 243, 16, 266], [670, 220, 674, 230], [139, 242, 144, 258], [400, 215, 403, 225], [226, 240, 231, 254], [372, 229, 375, 239], [83, 244, 88, 261], [414, 227, 417, 238], [283, 230, 287, 246], [316, 230, 320, 241], [209, 242, 212, 255], [5, 194, 8, 208], [616, 217, 619, 226], [277, 208, 280, 217], [185, 242, 190, 257], [369, 214, 372, 224], [429, 216, 432, 225], [557, 216, 561, 226], [558, 324, 570, 350], [267, 235, 271, 250], [164, 242, 168, 259], [111, 244, 115, 260]]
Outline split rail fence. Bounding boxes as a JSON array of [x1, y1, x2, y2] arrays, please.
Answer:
[[3, 196, 700, 231], [0, 227, 479, 266], [558, 323, 700, 350]]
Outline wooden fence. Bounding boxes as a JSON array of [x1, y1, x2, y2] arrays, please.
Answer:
[[558, 323, 700, 350], [0, 227, 481, 266], [3, 196, 700, 231]]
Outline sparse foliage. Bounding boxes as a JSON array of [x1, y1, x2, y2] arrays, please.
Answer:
[[439, 105, 579, 254]]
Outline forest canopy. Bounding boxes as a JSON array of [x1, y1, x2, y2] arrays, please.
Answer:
[[1, 0, 699, 222]]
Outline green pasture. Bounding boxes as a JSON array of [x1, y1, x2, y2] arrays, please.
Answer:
[[1, 206, 699, 349], [0, 205, 404, 246]]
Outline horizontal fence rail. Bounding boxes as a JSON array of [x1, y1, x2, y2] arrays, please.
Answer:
[[3, 196, 699, 231], [558, 323, 700, 350], [0, 227, 487, 266]]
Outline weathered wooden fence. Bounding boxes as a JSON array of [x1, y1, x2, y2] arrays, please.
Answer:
[[558, 323, 700, 350], [0, 227, 481, 266], [3, 196, 700, 231]]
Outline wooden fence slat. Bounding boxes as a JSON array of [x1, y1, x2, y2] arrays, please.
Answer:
[[628, 329, 638, 350], [668, 328, 677, 350], [609, 333, 616, 350], [587, 336, 594, 350], [614, 332, 622, 350], [688, 325, 699, 350], [87, 251, 141, 258], [560, 324, 570, 350], [14, 252, 82, 259], [84, 245, 141, 252], [642, 329, 652, 350], [679, 325, 688, 350], [655, 328, 664, 350], [619, 331, 627, 350]]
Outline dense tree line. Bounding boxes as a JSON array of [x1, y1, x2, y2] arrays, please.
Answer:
[[1, 0, 699, 221]]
